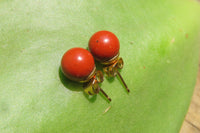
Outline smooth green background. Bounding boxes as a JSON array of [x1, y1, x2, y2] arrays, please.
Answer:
[[0, 0, 200, 132]]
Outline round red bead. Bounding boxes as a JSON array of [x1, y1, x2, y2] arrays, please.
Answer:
[[88, 30, 120, 62], [61, 47, 95, 82]]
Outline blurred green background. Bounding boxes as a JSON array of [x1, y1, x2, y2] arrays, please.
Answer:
[[0, 0, 200, 132]]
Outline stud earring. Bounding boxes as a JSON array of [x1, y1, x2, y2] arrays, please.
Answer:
[[61, 47, 111, 101], [88, 31, 130, 92]]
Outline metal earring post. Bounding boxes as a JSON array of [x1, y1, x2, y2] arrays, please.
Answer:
[[116, 71, 130, 92], [100, 88, 112, 101]]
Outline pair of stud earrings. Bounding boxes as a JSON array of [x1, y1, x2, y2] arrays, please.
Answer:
[[61, 30, 129, 102]]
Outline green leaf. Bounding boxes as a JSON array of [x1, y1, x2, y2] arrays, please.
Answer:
[[0, 0, 200, 132]]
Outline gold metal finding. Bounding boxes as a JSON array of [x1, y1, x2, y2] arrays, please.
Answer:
[[103, 57, 124, 77], [83, 71, 111, 101], [103, 57, 130, 92]]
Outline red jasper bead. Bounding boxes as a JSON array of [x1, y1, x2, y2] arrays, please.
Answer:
[[61, 47, 95, 82], [88, 30, 120, 62]]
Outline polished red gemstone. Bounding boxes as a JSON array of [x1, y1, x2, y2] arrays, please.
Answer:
[[61, 47, 95, 82], [88, 30, 120, 62]]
